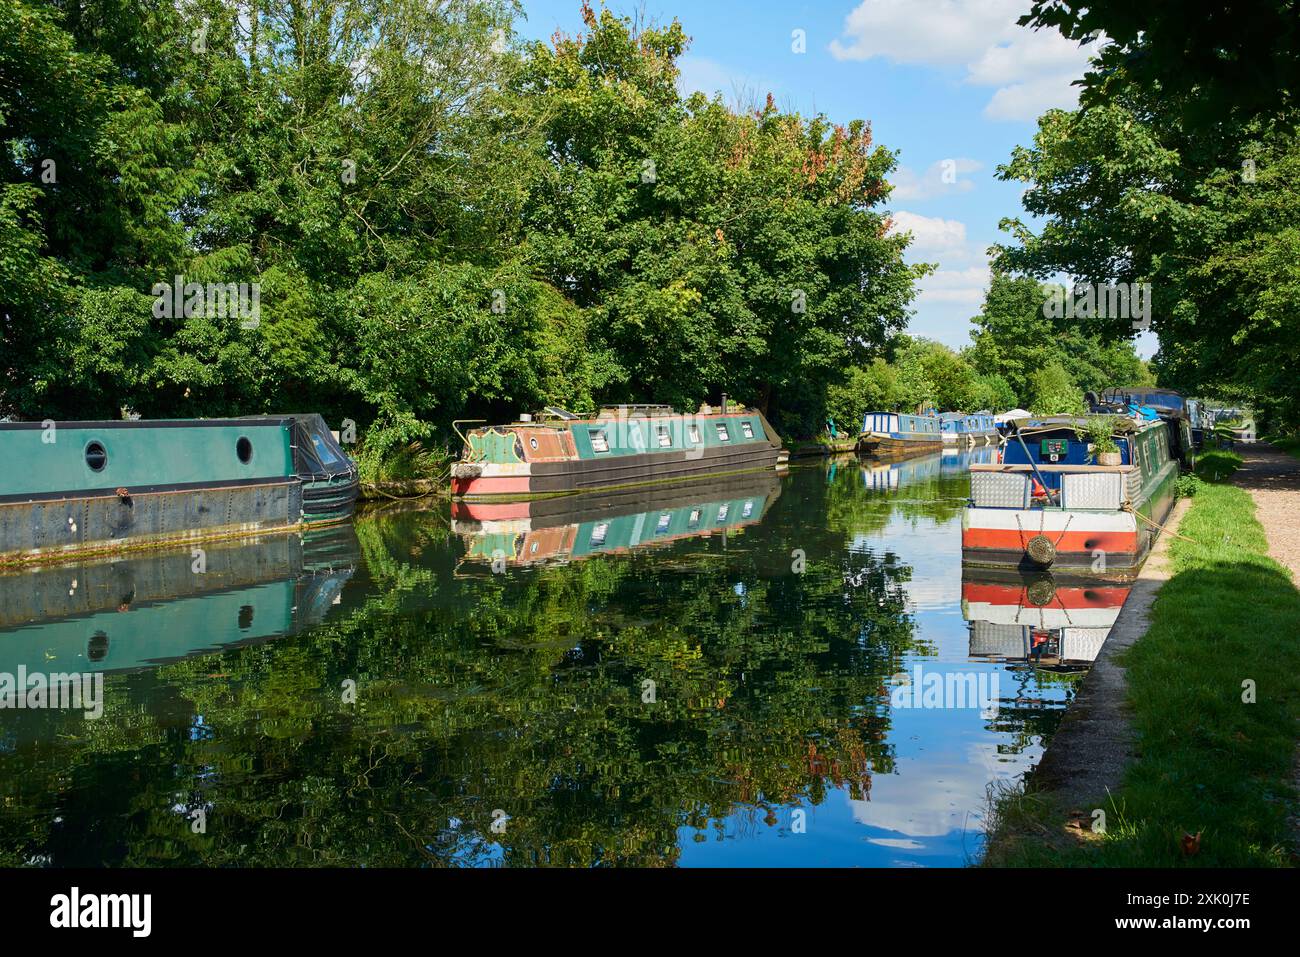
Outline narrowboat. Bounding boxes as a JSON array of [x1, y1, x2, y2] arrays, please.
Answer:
[[939, 412, 999, 447], [450, 403, 786, 501], [0, 415, 358, 567], [1087, 388, 1196, 464], [962, 572, 1130, 672], [856, 412, 943, 458], [0, 524, 358, 679], [452, 472, 781, 570], [962, 414, 1178, 578]]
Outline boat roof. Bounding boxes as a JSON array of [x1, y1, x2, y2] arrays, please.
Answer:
[[0, 416, 298, 430], [1002, 414, 1160, 434]]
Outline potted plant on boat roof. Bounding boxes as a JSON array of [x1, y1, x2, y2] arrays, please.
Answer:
[[1085, 416, 1123, 465]]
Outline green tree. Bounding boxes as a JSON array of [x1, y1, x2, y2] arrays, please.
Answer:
[[516, 4, 925, 436], [1027, 361, 1082, 416]]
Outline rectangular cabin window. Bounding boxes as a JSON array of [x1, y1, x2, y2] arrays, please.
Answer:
[[589, 429, 609, 453], [656, 426, 672, 448], [655, 512, 671, 533], [688, 424, 702, 444], [590, 522, 609, 546], [742, 500, 754, 518], [741, 421, 755, 439], [716, 423, 731, 441], [716, 504, 730, 522], [688, 508, 701, 527]]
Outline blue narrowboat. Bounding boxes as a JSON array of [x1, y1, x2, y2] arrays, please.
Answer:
[[940, 411, 999, 447], [856, 412, 943, 458]]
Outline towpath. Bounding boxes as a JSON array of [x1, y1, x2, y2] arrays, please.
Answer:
[[1229, 441, 1300, 858], [1229, 441, 1300, 578]]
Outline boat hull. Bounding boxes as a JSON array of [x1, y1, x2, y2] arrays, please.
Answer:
[[961, 506, 1144, 577], [0, 416, 357, 567], [452, 441, 784, 500], [856, 432, 944, 459]]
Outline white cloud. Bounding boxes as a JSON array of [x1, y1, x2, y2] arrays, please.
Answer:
[[888, 211, 969, 256], [830, 0, 1020, 64], [917, 266, 992, 305], [890, 158, 981, 201], [831, 0, 1098, 122], [982, 74, 1081, 122]]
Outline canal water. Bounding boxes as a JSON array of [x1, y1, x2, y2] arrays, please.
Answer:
[[0, 450, 1128, 867]]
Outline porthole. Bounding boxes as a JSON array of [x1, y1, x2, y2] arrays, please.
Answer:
[[236, 436, 254, 464], [84, 440, 108, 472], [530, 436, 539, 450]]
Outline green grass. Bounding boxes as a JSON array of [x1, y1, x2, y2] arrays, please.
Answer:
[[986, 449, 1300, 866], [1262, 433, 1300, 459]]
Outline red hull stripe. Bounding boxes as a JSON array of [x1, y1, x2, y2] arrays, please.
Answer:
[[451, 476, 532, 496], [961, 582, 1129, 609], [451, 501, 533, 521], [961, 528, 1138, 554]]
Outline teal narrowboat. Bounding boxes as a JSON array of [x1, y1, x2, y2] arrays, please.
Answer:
[[0, 526, 356, 706], [451, 404, 786, 500], [0, 414, 357, 566], [857, 412, 944, 458], [452, 472, 782, 570]]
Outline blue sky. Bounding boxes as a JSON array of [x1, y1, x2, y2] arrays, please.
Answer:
[[516, 1, 1156, 358]]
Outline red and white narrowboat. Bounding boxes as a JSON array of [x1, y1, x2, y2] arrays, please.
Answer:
[[962, 415, 1178, 579]]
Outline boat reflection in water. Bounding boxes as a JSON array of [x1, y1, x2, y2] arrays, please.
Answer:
[[860, 444, 997, 493], [961, 571, 1131, 674], [0, 524, 359, 676], [452, 472, 783, 569]]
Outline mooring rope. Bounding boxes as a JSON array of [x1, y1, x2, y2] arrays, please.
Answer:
[[1121, 501, 1199, 544]]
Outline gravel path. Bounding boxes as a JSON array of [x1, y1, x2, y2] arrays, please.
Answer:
[[1229, 441, 1300, 862], [1229, 442, 1300, 579]]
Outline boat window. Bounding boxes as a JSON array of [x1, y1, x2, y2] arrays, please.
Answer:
[[716, 423, 730, 441], [591, 523, 609, 546], [310, 433, 346, 467], [529, 436, 539, 451], [589, 429, 610, 453], [688, 508, 701, 527], [655, 512, 671, 533], [741, 421, 755, 439], [236, 436, 254, 464], [688, 425, 701, 444], [84, 440, 108, 472], [656, 426, 672, 448], [717, 504, 730, 522], [742, 500, 754, 518]]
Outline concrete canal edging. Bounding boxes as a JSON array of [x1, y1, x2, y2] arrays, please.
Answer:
[[1032, 500, 1189, 805]]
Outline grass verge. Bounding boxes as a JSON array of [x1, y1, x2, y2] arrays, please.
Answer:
[[1262, 433, 1300, 459], [985, 449, 1300, 866]]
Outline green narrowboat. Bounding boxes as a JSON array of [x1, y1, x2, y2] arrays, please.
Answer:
[[451, 403, 787, 500], [0, 414, 358, 567]]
